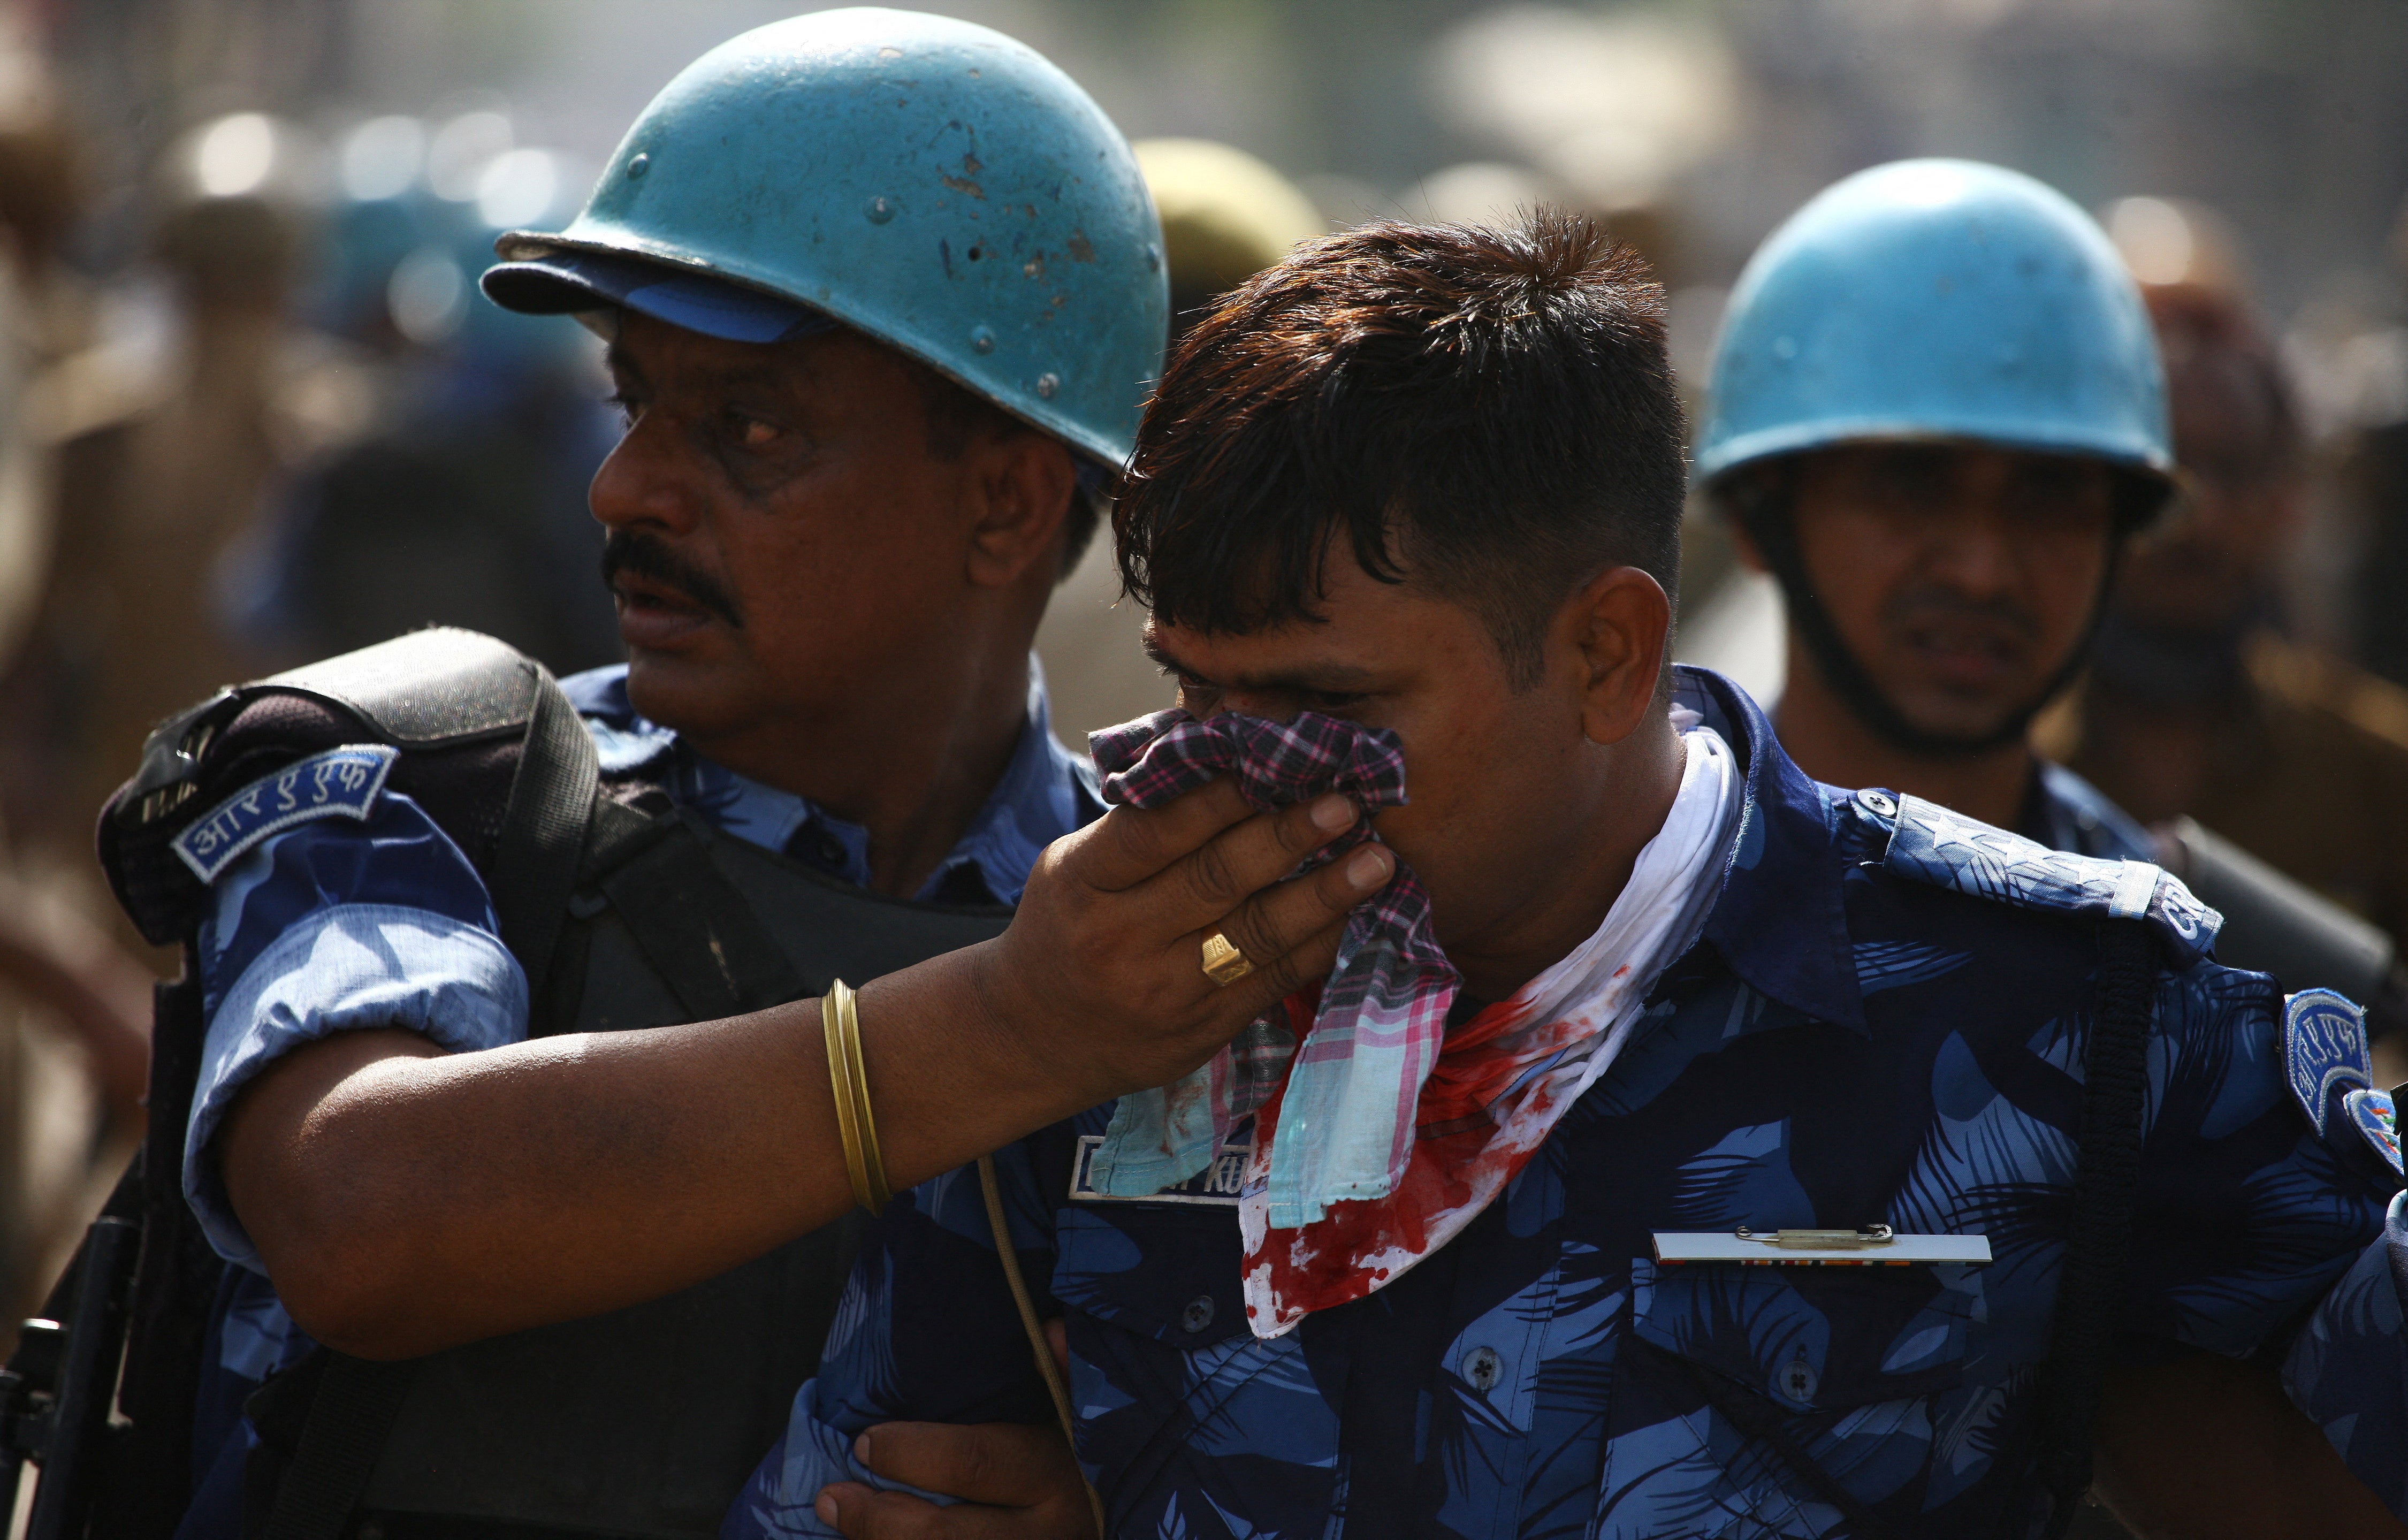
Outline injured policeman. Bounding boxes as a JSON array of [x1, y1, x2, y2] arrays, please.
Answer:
[[736, 212, 2408, 1539]]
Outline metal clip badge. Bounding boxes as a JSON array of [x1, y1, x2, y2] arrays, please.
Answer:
[[1651, 1224, 1992, 1267]]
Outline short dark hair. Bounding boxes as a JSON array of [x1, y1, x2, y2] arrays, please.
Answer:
[[1115, 209, 1687, 685], [914, 365, 1107, 579]]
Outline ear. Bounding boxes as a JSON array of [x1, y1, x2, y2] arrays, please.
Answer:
[[1565, 566, 1672, 748], [964, 431, 1077, 589]]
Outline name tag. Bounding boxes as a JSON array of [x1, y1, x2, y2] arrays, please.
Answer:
[[1069, 1134, 1248, 1206], [172, 744, 400, 884], [1652, 1226, 1992, 1267]]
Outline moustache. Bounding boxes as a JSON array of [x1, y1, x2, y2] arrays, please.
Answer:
[[599, 530, 744, 630]]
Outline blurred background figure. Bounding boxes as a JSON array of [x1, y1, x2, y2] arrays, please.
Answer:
[[226, 112, 621, 674], [0, 110, 349, 867], [2342, 195, 2408, 691], [2047, 244, 2408, 955], [1032, 136, 1320, 745], [0, 26, 157, 1331]]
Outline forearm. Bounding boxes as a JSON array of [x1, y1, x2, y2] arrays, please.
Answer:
[[226, 785, 1383, 1359], [230, 942, 1099, 1358]]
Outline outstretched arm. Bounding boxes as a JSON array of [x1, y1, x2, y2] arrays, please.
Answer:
[[219, 781, 1391, 1359]]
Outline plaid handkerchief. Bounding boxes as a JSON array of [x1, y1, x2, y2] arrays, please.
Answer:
[[1084, 709, 1458, 1229]]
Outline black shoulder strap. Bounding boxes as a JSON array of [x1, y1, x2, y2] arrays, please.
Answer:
[[486, 665, 601, 996], [589, 807, 809, 1020], [2021, 916, 2156, 1539], [261, 662, 599, 1540]]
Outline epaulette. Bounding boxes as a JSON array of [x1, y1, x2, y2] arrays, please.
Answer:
[[98, 628, 548, 944], [1848, 790, 2223, 967]]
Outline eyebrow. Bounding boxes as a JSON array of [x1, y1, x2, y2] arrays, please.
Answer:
[[1141, 634, 1380, 695]]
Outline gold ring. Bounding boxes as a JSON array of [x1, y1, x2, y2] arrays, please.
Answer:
[[1200, 929, 1255, 987]]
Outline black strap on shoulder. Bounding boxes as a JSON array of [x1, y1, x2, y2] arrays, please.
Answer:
[[258, 1358, 416, 1540], [592, 810, 808, 1020], [2018, 916, 2156, 1539], [486, 664, 600, 1000], [258, 664, 599, 1540]]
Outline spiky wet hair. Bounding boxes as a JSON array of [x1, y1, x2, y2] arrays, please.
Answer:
[[1114, 209, 1687, 687]]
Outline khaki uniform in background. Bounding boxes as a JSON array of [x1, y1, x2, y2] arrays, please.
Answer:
[[2047, 635, 2408, 948]]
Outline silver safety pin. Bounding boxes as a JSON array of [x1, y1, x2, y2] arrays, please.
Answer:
[[1735, 1224, 1895, 1250]]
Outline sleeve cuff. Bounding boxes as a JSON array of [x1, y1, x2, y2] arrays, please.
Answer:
[[184, 902, 530, 1272]]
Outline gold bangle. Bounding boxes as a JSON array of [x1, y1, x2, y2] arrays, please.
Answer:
[[822, 979, 890, 1214]]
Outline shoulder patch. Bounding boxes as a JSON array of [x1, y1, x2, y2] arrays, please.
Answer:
[[1070, 1133, 1246, 1207], [1881, 794, 2221, 964], [2343, 1087, 2402, 1178], [171, 744, 400, 883], [2284, 988, 2374, 1138]]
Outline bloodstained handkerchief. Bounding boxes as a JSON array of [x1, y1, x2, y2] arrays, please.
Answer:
[[1084, 709, 1458, 1229], [1088, 707, 1742, 1338]]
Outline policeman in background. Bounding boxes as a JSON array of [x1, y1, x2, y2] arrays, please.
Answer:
[[90, 15, 1171, 1539], [1695, 159, 2406, 1030], [2047, 278, 2408, 995]]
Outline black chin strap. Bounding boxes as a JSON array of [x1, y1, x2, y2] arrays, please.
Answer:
[[1734, 485, 2122, 761]]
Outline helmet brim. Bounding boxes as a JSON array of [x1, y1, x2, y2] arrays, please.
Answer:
[[481, 247, 835, 347]]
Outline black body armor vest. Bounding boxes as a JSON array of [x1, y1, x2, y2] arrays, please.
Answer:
[[359, 809, 1009, 1539], [87, 630, 1012, 1540]]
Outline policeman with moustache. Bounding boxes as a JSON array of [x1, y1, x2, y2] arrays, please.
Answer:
[[1696, 158, 2405, 1027], [76, 13, 1393, 1540]]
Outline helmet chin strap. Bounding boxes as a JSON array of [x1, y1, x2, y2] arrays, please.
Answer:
[[1734, 489, 2122, 764]]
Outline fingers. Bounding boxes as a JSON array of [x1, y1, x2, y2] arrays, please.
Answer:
[[814, 1417, 1095, 1539], [1065, 778, 1256, 892], [1139, 791, 1367, 932], [817, 1484, 1029, 1540], [853, 1421, 1075, 1508], [1208, 840, 1393, 1002]]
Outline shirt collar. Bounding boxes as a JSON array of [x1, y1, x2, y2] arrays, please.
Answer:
[[1673, 664, 1869, 1032], [558, 659, 1101, 905]]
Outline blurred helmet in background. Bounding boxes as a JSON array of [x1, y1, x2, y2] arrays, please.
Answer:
[[482, 6, 1167, 469], [1696, 157, 2173, 501], [319, 112, 596, 379], [1132, 138, 1319, 337]]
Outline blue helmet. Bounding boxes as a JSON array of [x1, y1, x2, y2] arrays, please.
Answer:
[[481, 7, 1166, 468], [1696, 158, 2172, 487]]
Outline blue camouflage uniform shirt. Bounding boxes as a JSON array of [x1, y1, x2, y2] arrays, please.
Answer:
[[733, 665, 2406, 1539], [171, 661, 1100, 1540]]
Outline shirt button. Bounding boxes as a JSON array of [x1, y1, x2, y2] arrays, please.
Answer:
[[1464, 1344, 1503, 1393], [1181, 1295, 1215, 1333], [1780, 1353, 1818, 1404], [1859, 789, 1899, 819]]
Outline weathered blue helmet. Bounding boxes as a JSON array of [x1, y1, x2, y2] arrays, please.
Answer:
[[481, 7, 1167, 468], [1696, 158, 2171, 486]]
